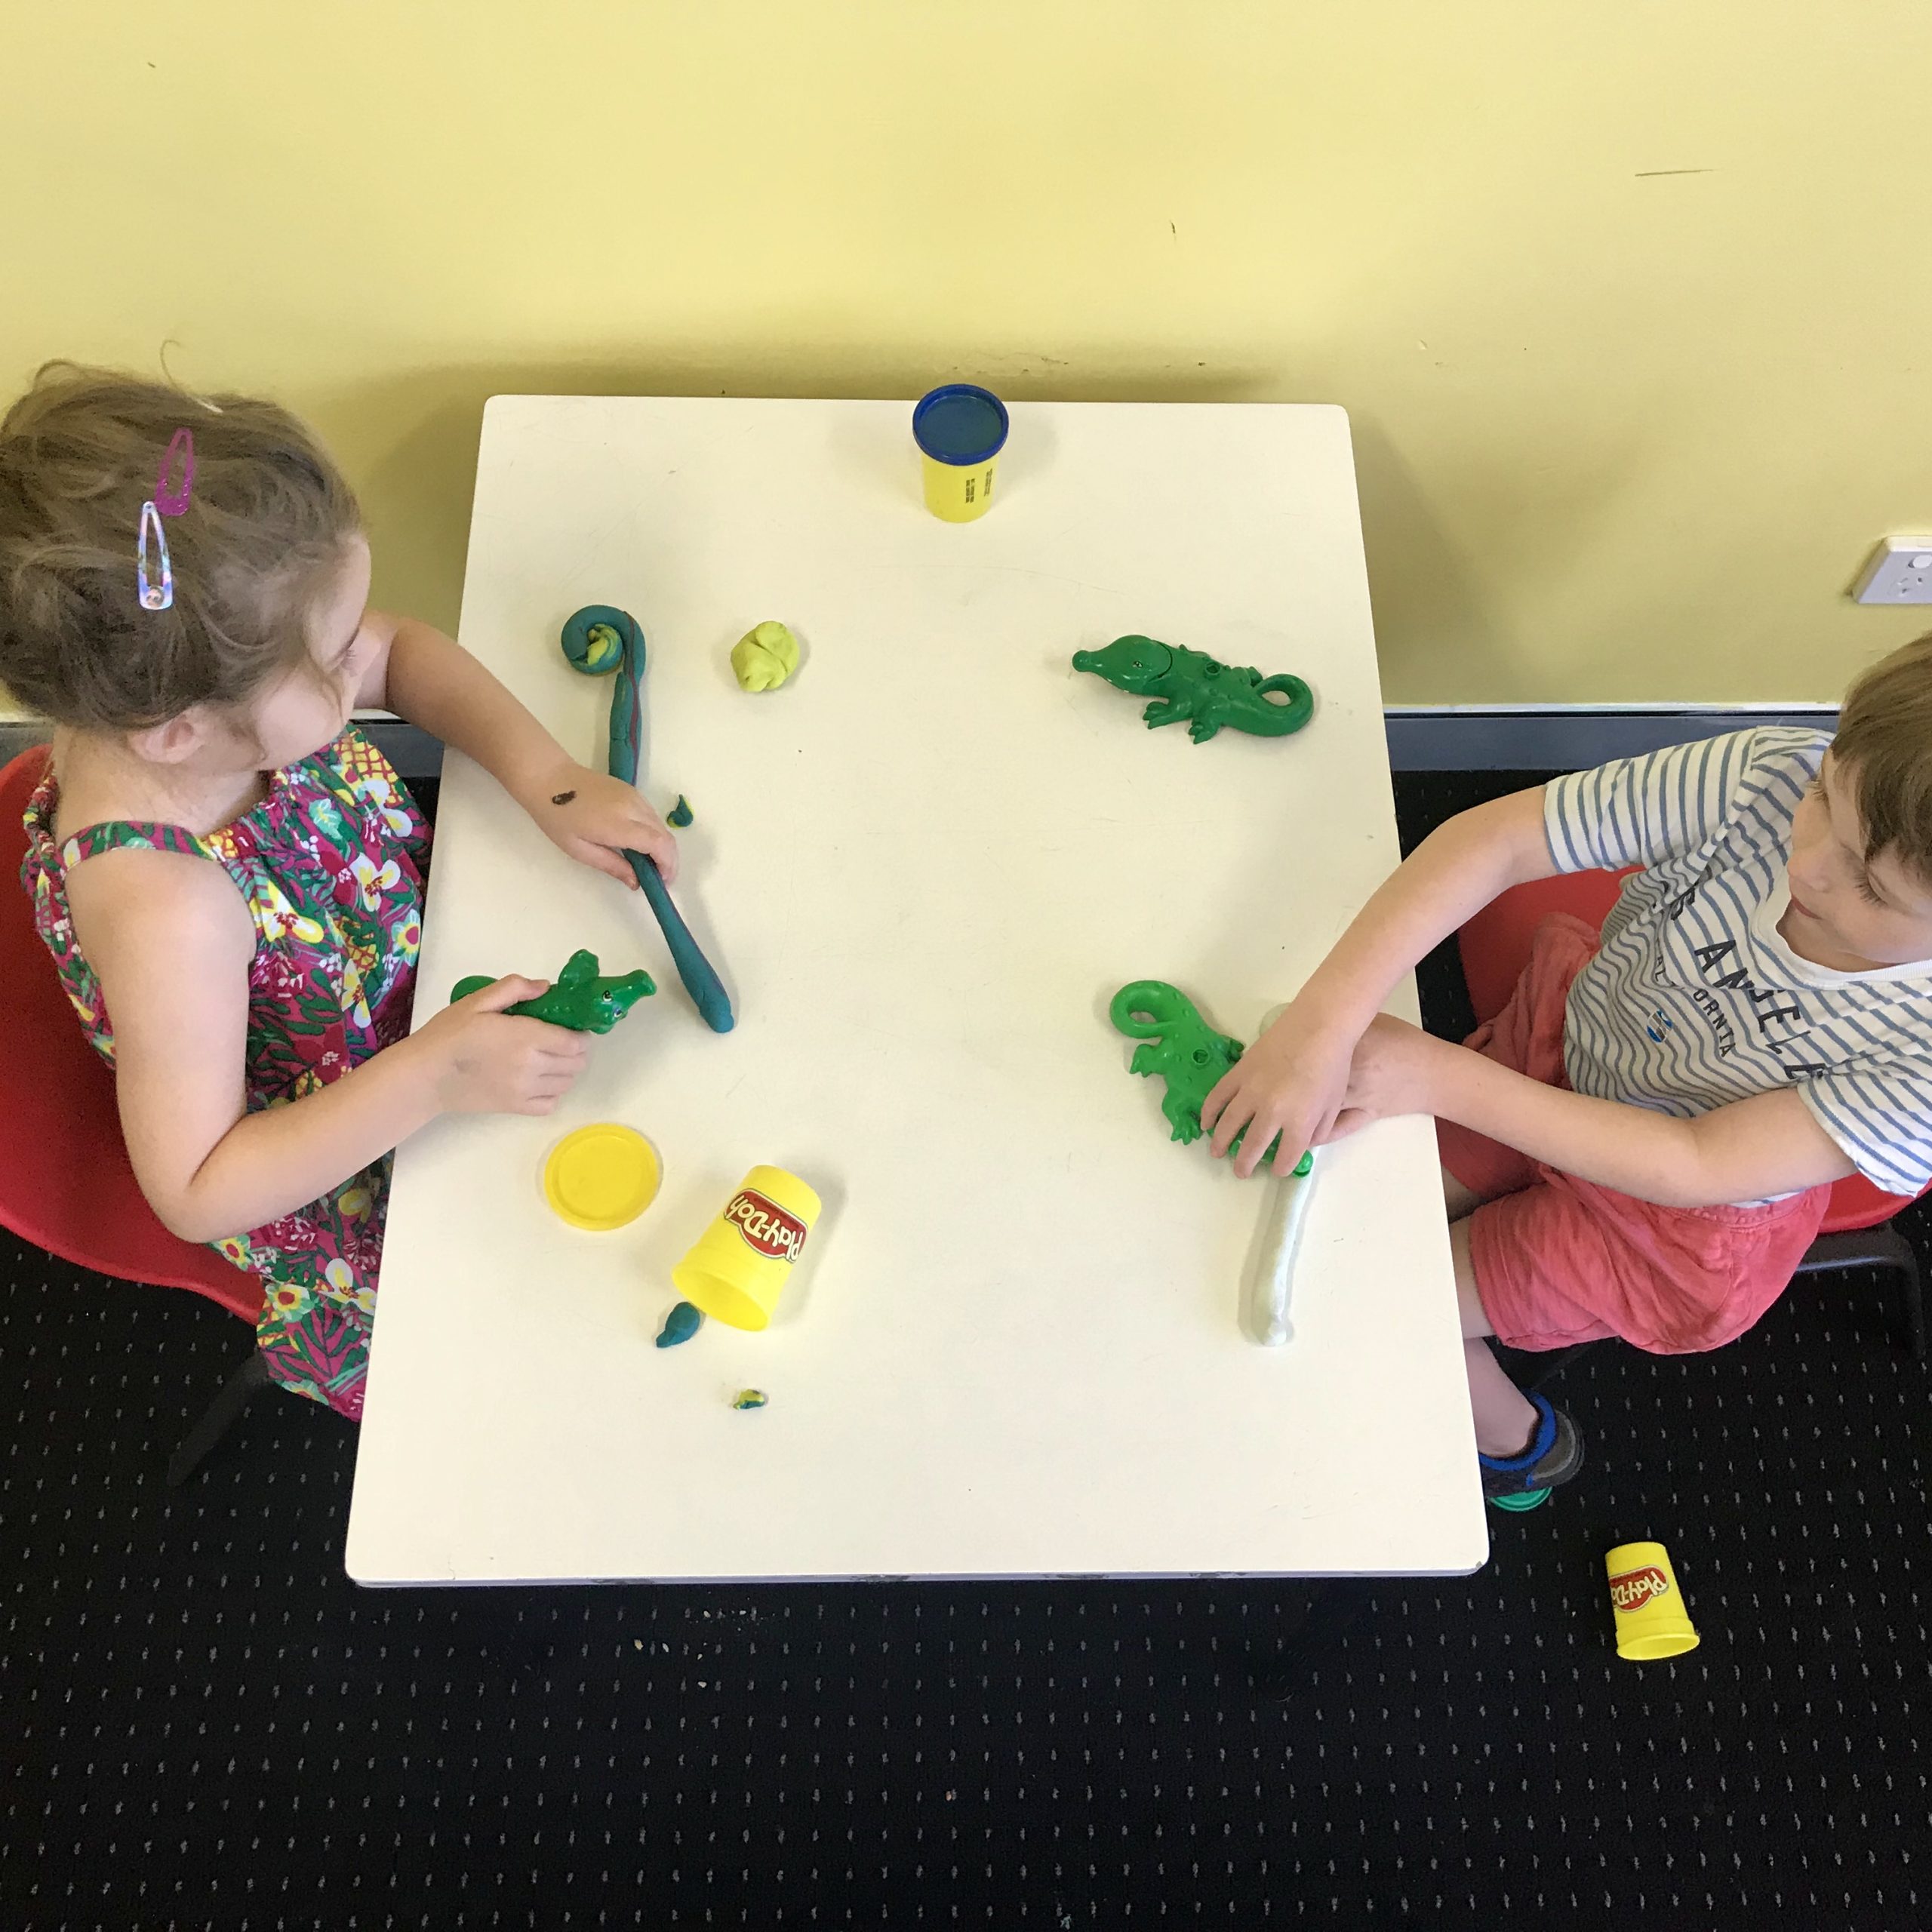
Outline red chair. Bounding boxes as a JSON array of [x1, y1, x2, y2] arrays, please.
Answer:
[[1459, 867, 1927, 1359], [0, 744, 271, 1479]]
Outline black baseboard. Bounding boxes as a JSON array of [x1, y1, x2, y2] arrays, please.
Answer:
[[0, 718, 445, 780], [1, 707, 1837, 782], [1381, 705, 1835, 770]]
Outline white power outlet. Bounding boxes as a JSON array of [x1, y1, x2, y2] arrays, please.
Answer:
[[1854, 537, 1932, 605]]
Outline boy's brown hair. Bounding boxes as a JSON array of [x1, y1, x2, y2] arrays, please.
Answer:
[[1832, 632, 1932, 883], [0, 362, 361, 733]]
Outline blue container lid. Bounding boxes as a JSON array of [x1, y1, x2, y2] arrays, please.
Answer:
[[912, 384, 1010, 466]]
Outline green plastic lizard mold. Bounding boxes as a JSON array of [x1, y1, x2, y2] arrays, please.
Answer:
[[1072, 634, 1313, 743], [1109, 980, 1284, 1168], [451, 949, 656, 1034]]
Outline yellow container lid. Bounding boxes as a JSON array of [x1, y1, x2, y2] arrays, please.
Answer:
[[543, 1124, 660, 1232]]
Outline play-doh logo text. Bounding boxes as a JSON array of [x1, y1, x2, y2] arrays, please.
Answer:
[[726, 1189, 808, 1263], [1608, 1565, 1671, 1611]]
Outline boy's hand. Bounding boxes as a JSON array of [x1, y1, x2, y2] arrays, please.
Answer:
[[412, 976, 590, 1115], [519, 761, 680, 887], [1201, 1003, 1358, 1179], [1325, 1014, 1447, 1140]]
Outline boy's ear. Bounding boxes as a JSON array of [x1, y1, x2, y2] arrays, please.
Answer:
[[127, 707, 217, 766]]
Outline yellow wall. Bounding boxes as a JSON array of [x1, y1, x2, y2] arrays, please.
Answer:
[[10, 2, 1932, 704]]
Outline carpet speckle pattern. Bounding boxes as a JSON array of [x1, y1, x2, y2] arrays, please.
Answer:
[[2, 770, 1927, 1928]]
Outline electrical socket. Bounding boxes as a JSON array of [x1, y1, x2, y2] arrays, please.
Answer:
[[1854, 537, 1932, 605]]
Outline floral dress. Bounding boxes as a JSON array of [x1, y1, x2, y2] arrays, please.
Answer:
[[20, 727, 429, 1420]]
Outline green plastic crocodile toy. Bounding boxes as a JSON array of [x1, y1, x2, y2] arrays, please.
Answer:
[[1072, 634, 1314, 743], [450, 949, 656, 1034], [1109, 979, 1287, 1168]]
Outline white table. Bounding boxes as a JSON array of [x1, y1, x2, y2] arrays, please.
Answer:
[[346, 395, 1487, 1584]]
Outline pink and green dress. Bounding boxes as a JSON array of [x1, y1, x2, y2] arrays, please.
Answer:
[[19, 726, 429, 1420]]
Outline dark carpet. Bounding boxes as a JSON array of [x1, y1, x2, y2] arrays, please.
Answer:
[[3, 771, 1929, 1930]]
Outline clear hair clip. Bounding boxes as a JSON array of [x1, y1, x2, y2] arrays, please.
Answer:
[[136, 500, 173, 611], [136, 428, 195, 611]]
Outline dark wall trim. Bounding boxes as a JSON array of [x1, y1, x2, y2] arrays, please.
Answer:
[[2, 708, 1838, 783], [0, 718, 445, 780], [1383, 706, 1837, 771], [340, 723, 444, 778]]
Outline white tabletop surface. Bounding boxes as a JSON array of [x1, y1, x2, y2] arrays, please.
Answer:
[[345, 395, 1487, 1585]]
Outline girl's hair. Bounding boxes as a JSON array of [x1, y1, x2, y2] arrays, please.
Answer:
[[0, 362, 361, 732]]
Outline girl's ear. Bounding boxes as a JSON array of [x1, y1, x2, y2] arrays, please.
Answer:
[[127, 707, 218, 766]]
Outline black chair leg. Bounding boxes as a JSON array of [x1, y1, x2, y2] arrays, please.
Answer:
[[1521, 1342, 1597, 1394], [1795, 1228, 1928, 1361], [167, 1350, 272, 1487], [1880, 1229, 1932, 1361]]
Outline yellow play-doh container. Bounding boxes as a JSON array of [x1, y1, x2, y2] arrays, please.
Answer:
[[542, 1124, 660, 1232], [920, 451, 1001, 522], [1605, 1541, 1701, 1660], [912, 384, 1009, 523], [671, 1165, 822, 1331]]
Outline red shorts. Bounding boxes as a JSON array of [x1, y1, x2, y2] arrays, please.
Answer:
[[1437, 913, 1831, 1354]]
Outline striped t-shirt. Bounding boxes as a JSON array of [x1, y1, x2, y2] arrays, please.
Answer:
[[1543, 728, 1932, 1201]]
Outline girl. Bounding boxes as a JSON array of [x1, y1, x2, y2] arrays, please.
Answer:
[[0, 365, 679, 1419]]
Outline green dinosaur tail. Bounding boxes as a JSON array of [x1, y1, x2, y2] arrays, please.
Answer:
[[1109, 980, 1195, 1038], [1248, 673, 1314, 737]]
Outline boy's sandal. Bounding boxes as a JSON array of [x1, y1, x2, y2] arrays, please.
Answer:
[[1481, 1392, 1584, 1512]]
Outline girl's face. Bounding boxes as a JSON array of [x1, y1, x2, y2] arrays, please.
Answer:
[[1784, 752, 1932, 971], [241, 536, 375, 771]]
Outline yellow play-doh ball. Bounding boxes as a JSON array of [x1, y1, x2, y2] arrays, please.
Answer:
[[730, 620, 800, 692]]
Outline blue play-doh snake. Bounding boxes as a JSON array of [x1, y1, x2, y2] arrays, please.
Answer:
[[559, 605, 735, 1033]]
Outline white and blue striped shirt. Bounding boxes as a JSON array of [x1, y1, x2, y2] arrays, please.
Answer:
[[1544, 728, 1932, 1201]]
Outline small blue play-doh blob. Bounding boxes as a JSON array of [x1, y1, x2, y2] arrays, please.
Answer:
[[656, 1301, 703, 1349]]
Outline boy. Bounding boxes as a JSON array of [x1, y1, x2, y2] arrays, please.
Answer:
[[1203, 635, 1932, 1506]]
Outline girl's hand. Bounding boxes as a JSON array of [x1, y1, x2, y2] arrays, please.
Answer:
[[1201, 1003, 1360, 1179], [1324, 1014, 1447, 1141], [519, 761, 680, 887], [412, 976, 591, 1115]]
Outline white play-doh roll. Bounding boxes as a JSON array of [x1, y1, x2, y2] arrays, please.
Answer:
[[1245, 1150, 1318, 1347], [1241, 1000, 1315, 1348]]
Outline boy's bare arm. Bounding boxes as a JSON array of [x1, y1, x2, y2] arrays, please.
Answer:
[[1204, 786, 1560, 1177], [1339, 1015, 1856, 1208]]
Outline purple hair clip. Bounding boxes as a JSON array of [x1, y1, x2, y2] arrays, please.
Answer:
[[137, 428, 196, 611]]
